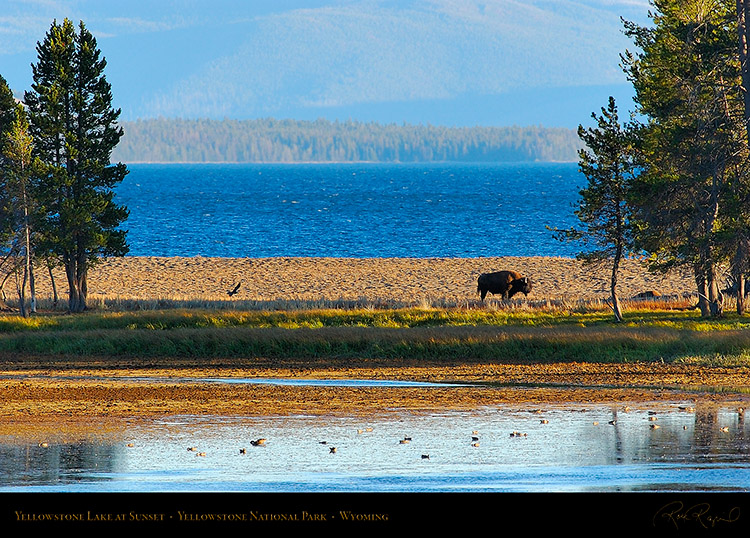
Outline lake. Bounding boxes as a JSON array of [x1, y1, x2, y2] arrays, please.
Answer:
[[1, 384, 748, 493], [117, 162, 584, 258]]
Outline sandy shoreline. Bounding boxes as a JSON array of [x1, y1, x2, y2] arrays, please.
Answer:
[[52, 255, 698, 305]]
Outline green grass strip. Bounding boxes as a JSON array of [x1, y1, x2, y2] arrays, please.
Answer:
[[0, 323, 749, 366]]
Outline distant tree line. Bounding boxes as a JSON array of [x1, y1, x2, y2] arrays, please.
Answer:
[[111, 118, 582, 163]]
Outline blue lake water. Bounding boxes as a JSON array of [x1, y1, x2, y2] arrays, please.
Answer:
[[2, 397, 748, 493], [116, 162, 584, 258]]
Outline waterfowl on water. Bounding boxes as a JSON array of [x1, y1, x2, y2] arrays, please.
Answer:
[[540, 419, 549, 424], [329, 447, 337, 454], [650, 424, 660, 430], [250, 438, 267, 446], [720, 427, 730, 433], [239, 448, 246, 454]]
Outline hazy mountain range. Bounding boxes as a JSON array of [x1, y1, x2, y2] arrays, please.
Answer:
[[1, 0, 650, 128]]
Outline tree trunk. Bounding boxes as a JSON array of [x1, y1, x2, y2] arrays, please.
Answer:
[[733, 237, 749, 315], [695, 268, 711, 317], [23, 203, 34, 315], [611, 246, 623, 322], [738, 1, 750, 139], [737, 0, 750, 313], [29, 264, 36, 313], [739, 274, 746, 315], [708, 267, 724, 317], [48, 263, 58, 308], [16, 266, 27, 318], [65, 258, 86, 313]]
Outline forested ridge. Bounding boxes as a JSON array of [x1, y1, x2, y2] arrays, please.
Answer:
[[111, 118, 582, 163]]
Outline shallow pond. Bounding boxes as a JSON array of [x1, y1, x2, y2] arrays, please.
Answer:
[[1, 398, 749, 493]]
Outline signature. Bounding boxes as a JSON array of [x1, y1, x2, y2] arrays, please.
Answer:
[[653, 501, 741, 530]]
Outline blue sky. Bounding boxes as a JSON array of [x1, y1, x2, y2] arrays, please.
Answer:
[[0, 0, 651, 127]]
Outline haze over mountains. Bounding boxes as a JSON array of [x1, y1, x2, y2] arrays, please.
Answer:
[[2, 0, 649, 129]]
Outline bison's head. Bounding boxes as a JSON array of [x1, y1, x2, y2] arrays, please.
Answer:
[[509, 277, 532, 297]]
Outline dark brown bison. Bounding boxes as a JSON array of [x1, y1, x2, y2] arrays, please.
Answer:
[[477, 270, 532, 302]]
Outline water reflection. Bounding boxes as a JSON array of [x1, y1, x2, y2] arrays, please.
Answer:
[[1, 403, 748, 492], [0, 442, 120, 486]]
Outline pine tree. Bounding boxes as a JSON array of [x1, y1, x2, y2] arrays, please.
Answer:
[[733, 0, 750, 314], [1, 104, 37, 316], [622, 0, 747, 317], [24, 19, 128, 312], [551, 97, 636, 322], [0, 75, 16, 137]]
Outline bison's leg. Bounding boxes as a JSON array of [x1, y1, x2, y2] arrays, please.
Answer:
[[480, 289, 487, 302]]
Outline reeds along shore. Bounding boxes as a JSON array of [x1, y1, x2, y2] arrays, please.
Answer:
[[15, 255, 699, 312]]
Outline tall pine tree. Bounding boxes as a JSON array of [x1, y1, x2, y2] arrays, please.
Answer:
[[1, 103, 37, 316], [622, 0, 748, 317], [551, 97, 636, 322], [24, 19, 128, 312]]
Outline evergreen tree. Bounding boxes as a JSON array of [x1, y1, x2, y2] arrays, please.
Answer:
[[24, 19, 128, 312], [733, 0, 750, 314], [0, 75, 16, 137], [622, 0, 747, 317], [551, 97, 636, 322], [0, 76, 26, 308], [1, 103, 37, 316]]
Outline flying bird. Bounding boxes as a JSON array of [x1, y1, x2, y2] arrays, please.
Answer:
[[227, 282, 241, 296]]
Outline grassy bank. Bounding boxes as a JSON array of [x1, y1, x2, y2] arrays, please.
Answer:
[[0, 305, 749, 367]]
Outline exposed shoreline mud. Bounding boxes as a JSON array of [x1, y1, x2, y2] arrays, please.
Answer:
[[1, 361, 747, 435]]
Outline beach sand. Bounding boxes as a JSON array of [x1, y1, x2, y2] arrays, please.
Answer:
[[65, 255, 697, 306]]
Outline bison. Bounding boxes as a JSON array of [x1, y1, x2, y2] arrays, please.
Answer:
[[477, 270, 532, 302]]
